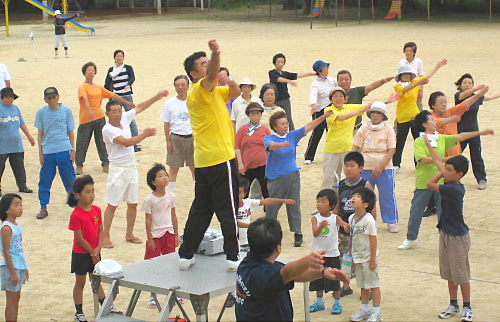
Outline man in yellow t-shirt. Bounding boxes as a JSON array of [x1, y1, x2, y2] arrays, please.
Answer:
[[320, 87, 370, 189], [392, 59, 447, 171], [178, 40, 241, 272]]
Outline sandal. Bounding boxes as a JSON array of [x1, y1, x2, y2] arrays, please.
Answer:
[[309, 302, 325, 313], [331, 303, 342, 315]]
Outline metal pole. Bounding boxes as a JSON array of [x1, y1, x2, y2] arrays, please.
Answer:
[[335, 0, 338, 26], [489, 0, 492, 21], [62, 0, 68, 14], [427, 0, 430, 20], [3, 0, 9, 37], [371, 0, 374, 20], [358, 0, 360, 24], [269, 0, 271, 17], [310, 0, 314, 29], [42, 0, 48, 22], [157, 0, 161, 15]]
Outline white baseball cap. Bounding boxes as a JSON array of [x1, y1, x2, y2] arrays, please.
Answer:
[[366, 102, 388, 121], [54, 10, 62, 15]]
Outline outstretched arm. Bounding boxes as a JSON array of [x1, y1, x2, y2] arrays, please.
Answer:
[[113, 128, 156, 147], [401, 78, 429, 94], [201, 40, 221, 92], [260, 198, 295, 206], [365, 76, 395, 95], [111, 93, 135, 108], [335, 103, 372, 121], [281, 251, 325, 284], [484, 92, 500, 102], [426, 59, 447, 79], [297, 72, 316, 78], [135, 90, 169, 114], [462, 86, 488, 107], [304, 109, 334, 134], [458, 85, 484, 101], [456, 129, 494, 143]]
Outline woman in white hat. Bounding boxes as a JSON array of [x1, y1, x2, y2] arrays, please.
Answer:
[[53, 10, 80, 58], [352, 102, 399, 232], [392, 59, 447, 172], [231, 78, 261, 132]]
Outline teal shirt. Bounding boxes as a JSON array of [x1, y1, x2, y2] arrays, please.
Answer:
[[0, 221, 28, 270]]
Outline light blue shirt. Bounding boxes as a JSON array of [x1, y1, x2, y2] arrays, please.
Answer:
[[0, 221, 28, 270], [0, 103, 25, 154], [264, 127, 305, 180], [34, 104, 75, 154]]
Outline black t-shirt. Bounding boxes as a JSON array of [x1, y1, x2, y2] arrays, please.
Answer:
[[235, 253, 294, 321], [338, 177, 367, 234], [269, 70, 298, 101], [347, 86, 367, 129], [54, 15, 78, 35], [437, 183, 468, 236], [455, 92, 484, 132]]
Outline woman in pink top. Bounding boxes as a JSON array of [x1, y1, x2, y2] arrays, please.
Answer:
[[235, 102, 271, 198]]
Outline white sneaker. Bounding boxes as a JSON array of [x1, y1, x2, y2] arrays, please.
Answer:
[[478, 180, 487, 190], [438, 305, 460, 319], [226, 259, 242, 272], [304, 160, 312, 165], [398, 239, 417, 250], [387, 223, 399, 233], [393, 166, 401, 173], [351, 309, 372, 321], [74, 312, 87, 322], [147, 296, 157, 309], [367, 311, 382, 322], [461, 308, 473, 322], [178, 257, 196, 270]]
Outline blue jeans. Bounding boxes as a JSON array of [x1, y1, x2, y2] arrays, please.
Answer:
[[38, 150, 76, 208], [119, 95, 138, 138], [362, 169, 398, 224], [407, 189, 441, 241]]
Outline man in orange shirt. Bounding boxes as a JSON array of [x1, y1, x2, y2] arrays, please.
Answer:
[[430, 86, 488, 157], [75, 62, 134, 175]]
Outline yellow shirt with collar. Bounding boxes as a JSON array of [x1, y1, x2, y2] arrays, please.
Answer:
[[324, 104, 364, 153], [394, 76, 427, 123], [187, 78, 235, 168]]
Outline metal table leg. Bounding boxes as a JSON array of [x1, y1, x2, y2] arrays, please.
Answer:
[[303, 282, 310, 322], [190, 293, 210, 322], [157, 288, 179, 322], [96, 280, 119, 319], [126, 289, 142, 317]]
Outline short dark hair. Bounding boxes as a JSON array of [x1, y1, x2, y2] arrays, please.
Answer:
[[352, 187, 376, 213], [415, 110, 431, 132], [174, 75, 190, 86], [344, 151, 364, 167], [105, 100, 121, 113], [259, 83, 278, 102], [248, 217, 283, 260], [184, 51, 207, 82], [428, 91, 445, 109], [336, 70, 352, 80], [316, 189, 337, 208], [67, 175, 94, 207], [147, 163, 168, 191], [272, 53, 286, 65], [269, 110, 287, 132], [446, 155, 469, 177], [219, 67, 230, 76], [239, 176, 250, 194], [403, 41, 417, 56], [82, 62, 97, 75], [0, 194, 22, 222], [455, 73, 474, 91], [113, 49, 124, 58]]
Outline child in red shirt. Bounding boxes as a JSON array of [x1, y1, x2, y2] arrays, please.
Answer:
[[67, 175, 119, 322]]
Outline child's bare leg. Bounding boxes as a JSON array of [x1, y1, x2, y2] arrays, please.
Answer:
[[448, 280, 459, 301], [360, 288, 370, 303], [460, 283, 470, 303], [333, 290, 340, 299], [5, 290, 20, 321], [73, 274, 87, 306], [316, 290, 324, 298], [371, 287, 381, 307], [88, 273, 106, 300]]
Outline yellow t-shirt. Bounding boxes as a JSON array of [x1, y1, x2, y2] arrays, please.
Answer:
[[324, 104, 364, 153], [394, 76, 427, 123], [187, 78, 235, 168]]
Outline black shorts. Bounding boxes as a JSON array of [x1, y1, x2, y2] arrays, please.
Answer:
[[71, 252, 98, 275], [309, 256, 341, 293]]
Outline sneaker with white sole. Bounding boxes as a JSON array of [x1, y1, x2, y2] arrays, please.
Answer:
[[438, 305, 460, 319], [367, 311, 382, 322], [478, 180, 487, 190], [226, 259, 242, 272], [393, 166, 401, 173], [74, 312, 87, 322], [350, 309, 371, 321], [147, 296, 157, 309], [387, 223, 399, 233], [178, 257, 196, 270], [398, 239, 417, 250], [109, 304, 122, 315], [461, 308, 473, 322], [305, 160, 312, 165]]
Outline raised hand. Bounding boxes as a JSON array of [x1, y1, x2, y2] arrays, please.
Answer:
[[323, 268, 349, 283], [208, 40, 221, 55], [307, 251, 325, 270]]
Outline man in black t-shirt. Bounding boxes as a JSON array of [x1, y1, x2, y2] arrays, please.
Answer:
[[236, 218, 347, 321], [53, 10, 79, 58]]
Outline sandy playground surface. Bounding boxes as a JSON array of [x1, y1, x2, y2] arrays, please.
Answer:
[[1, 11, 499, 321]]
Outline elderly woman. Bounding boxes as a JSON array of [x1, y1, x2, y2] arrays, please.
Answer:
[[264, 109, 333, 247], [259, 83, 285, 128], [235, 102, 271, 198], [304, 60, 337, 164]]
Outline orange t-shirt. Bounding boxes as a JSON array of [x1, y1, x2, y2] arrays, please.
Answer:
[[78, 83, 113, 124], [433, 102, 468, 157]]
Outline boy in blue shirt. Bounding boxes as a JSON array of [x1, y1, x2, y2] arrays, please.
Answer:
[[0, 88, 35, 197], [34, 87, 76, 219]]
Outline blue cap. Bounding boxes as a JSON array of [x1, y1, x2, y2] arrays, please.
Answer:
[[312, 60, 330, 73]]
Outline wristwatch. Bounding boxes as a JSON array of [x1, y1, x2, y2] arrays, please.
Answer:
[[321, 267, 332, 278]]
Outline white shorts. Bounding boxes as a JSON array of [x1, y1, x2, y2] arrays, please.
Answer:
[[54, 34, 67, 48], [105, 163, 139, 206], [354, 258, 380, 289]]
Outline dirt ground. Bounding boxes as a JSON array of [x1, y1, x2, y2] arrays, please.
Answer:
[[0, 10, 499, 321]]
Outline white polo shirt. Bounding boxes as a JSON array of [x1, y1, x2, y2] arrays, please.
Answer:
[[398, 57, 424, 77], [230, 95, 262, 132], [309, 76, 338, 113], [160, 96, 192, 135]]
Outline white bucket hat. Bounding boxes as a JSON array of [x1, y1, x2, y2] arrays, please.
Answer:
[[366, 102, 388, 121], [54, 10, 62, 15], [239, 77, 256, 90], [395, 65, 416, 82]]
